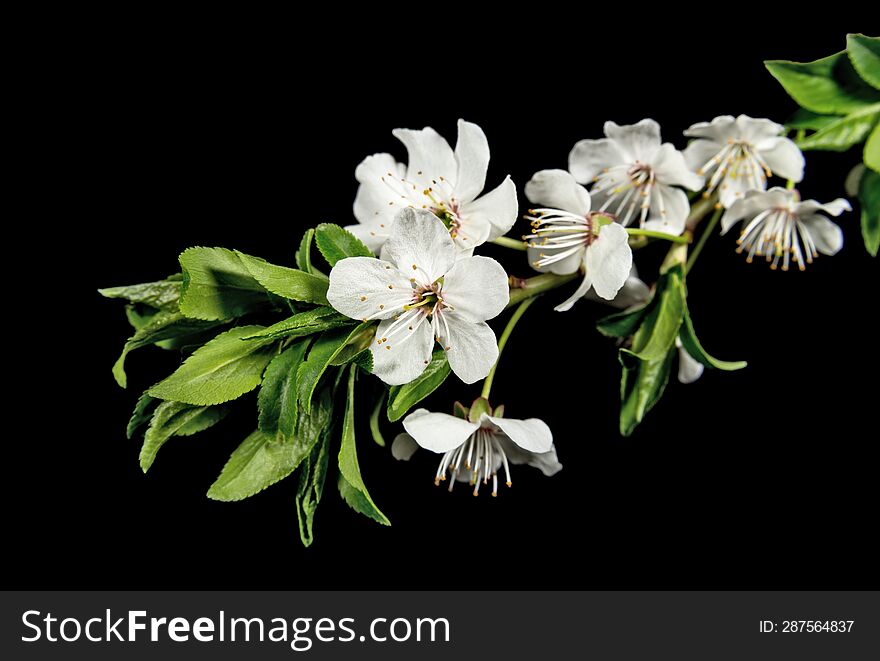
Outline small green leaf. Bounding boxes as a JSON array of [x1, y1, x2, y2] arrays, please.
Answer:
[[847, 34, 880, 90], [315, 223, 374, 266], [295, 426, 331, 547], [369, 391, 387, 447], [766, 51, 878, 115], [859, 167, 880, 256], [619, 347, 674, 437], [679, 308, 747, 371], [296, 324, 370, 414], [797, 103, 880, 151], [786, 108, 844, 130], [338, 367, 389, 525], [386, 350, 451, 422], [241, 307, 354, 342], [235, 251, 329, 305], [112, 310, 223, 388], [597, 304, 650, 338], [296, 229, 316, 274], [99, 277, 182, 310], [258, 340, 310, 438], [179, 247, 272, 321], [140, 401, 227, 472], [866, 123, 880, 172], [148, 326, 276, 406], [207, 389, 332, 501], [628, 268, 685, 362], [127, 393, 157, 439]]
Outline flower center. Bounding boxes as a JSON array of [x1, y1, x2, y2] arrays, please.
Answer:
[[698, 139, 772, 200], [375, 283, 451, 356], [434, 427, 512, 497], [591, 161, 662, 227], [524, 209, 602, 269], [736, 206, 817, 271]]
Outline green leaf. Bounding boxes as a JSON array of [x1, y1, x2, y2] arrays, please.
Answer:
[[596, 304, 651, 338], [847, 34, 880, 90], [369, 391, 387, 447], [619, 347, 674, 437], [127, 393, 157, 439], [148, 326, 276, 405], [797, 103, 880, 151], [386, 350, 451, 422], [258, 341, 310, 439], [766, 51, 879, 115], [786, 108, 844, 130], [628, 268, 685, 361], [296, 324, 370, 414], [295, 229, 316, 274], [338, 367, 389, 525], [315, 223, 373, 266], [241, 307, 354, 342], [179, 247, 271, 321], [140, 401, 227, 472], [679, 308, 747, 371], [860, 167, 880, 256], [295, 426, 331, 547], [207, 389, 332, 501], [99, 277, 182, 310], [866, 123, 880, 172], [112, 310, 223, 388], [235, 251, 329, 305]]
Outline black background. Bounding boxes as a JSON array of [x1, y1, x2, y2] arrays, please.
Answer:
[[17, 18, 877, 589]]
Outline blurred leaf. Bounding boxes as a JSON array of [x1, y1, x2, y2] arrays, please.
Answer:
[[859, 167, 880, 256], [847, 34, 880, 90], [796, 103, 879, 151]]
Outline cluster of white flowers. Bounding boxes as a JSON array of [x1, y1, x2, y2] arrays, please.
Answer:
[[327, 117, 852, 495]]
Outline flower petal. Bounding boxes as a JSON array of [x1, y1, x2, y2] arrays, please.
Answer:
[[524, 169, 591, 215], [644, 185, 690, 236], [391, 433, 419, 461], [352, 153, 409, 230], [802, 214, 844, 255], [441, 255, 509, 322], [683, 115, 737, 141], [796, 197, 852, 218], [327, 256, 414, 320], [461, 175, 518, 241], [677, 343, 704, 384], [721, 188, 792, 234], [454, 119, 489, 204], [345, 221, 387, 254], [683, 139, 723, 174], [436, 316, 498, 384], [586, 222, 633, 300], [736, 115, 784, 144], [568, 138, 627, 183], [392, 126, 457, 188], [651, 143, 704, 190], [554, 272, 593, 312], [402, 408, 478, 453], [487, 415, 553, 453], [371, 314, 434, 385], [382, 208, 456, 282], [583, 267, 650, 309], [758, 137, 804, 182], [499, 436, 562, 476], [604, 119, 662, 163], [355, 152, 405, 184]]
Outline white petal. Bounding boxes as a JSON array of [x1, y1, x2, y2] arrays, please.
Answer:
[[486, 415, 553, 453], [526, 244, 584, 275], [524, 169, 591, 215], [584, 267, 650, 309], [717, 170, 764, 209], [327, 257, 413, 320], [645, 185, 690, 236], [392, 126, 456, 188], [796, 197, 852, 217], [441, 256, 509, 323], [758, 137, 805, 182], [604, 119, 662, 163], [352, 154, 410, 228], [371, 315, 434, 385], [355, 152, 405, 184], [677, 344, 704, 384], [683, 115, 737, 141], [460, 175, 518, 242], [651, 143, 704, 190], [801, 214, 844, 255], [436, 315, 498, 384], [454, 119, 489, 204], [554, 272, 593, 312], [721, 188, 791, 234], [586, 222, 633, 300], [382, 208, 456, 282], [402, 408, 478, 453], [683, 139, 723, 173], [345, 222, 387, 254], [391, 433, 419, 461], [736, 115, 784, 144], [568, 138, 627, 183], [499, 436, 562, 476]]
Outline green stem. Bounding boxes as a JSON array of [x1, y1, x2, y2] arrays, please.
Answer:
[[685, 206, 723, 274], [482, 297, 536, 399], [625, 228, 690, 244], [786, 178, 796, 190], [491, 236, 527, 251], [506, 273, 577, 308], [685, 195, 718, 232]]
